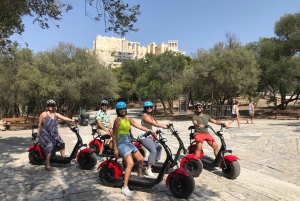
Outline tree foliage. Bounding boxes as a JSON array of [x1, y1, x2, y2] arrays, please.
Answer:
[[0, 0, 140, 53], [188, 34, 260, 105], [135, 51, 187, 114], [248, 12, 300, 109], [0, 43, 119, 118]]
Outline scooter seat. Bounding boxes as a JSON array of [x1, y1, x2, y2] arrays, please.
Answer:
[[101, 134, 111, 140], [91, 129, 97, 134], [188, 126, 195, 130], [32, 133, 37, 140]]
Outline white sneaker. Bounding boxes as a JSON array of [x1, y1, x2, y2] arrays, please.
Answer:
[[144, 168, 155, 177], [121, 186, 133, 197]]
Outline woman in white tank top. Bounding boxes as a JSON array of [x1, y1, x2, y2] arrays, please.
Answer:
[[138, 101, 168, 177], [226, 100, 240, 128]]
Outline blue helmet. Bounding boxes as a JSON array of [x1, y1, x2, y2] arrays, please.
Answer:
[[116, 101, 127, 109], [143, 101, 153, 108]]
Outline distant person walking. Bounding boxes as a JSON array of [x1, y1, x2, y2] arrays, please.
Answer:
[[246, 100, 255, 124], [226, 100, 241, 128]]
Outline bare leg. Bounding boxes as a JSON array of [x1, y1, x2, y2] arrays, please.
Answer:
[[207, 141, 219, 156], [133, 151, 144, 176], [46, 153, 51, 168], [60, 149, 65, 157], [237, 117, 241, 128], [123, 154, 134, 188], [226, 118, 234, 127], [99, 139, 109, 155], [195, 142, 203, 157]]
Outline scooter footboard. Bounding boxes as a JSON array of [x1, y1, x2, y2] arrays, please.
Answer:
[[166, 168, 191, 187], [98, 160, 123, 178], [27, 145, 44, 158], [219, 155, 239, 168]]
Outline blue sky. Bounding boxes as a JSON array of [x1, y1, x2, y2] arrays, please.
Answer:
[[10, 0, 300, 56]]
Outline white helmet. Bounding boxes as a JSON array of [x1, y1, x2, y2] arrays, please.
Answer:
[[46, 99, 56, 106], [100, 100, 108, 105]]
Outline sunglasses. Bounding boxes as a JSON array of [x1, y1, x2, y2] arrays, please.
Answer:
[[101, 104, 108, 106], [119, 107, 127, 111], [47, 104, 55, 107], [145, 106, 153, 109], [196, 106, 202, 109]]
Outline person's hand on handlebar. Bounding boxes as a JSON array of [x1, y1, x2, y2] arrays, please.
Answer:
[[161, 124, 169, 129], [114, 148, 119, 158], [198, 124, 205, 129]]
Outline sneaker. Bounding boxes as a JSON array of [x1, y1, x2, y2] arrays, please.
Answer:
[[144, 168, 155, 177], [121, 186, 133, 197], [97, 156, 104, 161]]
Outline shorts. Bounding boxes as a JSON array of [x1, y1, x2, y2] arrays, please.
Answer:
[[117, 134, 138, 157], [97, 129, 107, 136], [231, 114, 237, 118], [194, 133, 215, 143]]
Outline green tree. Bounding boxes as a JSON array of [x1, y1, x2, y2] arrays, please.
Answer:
[[0, 45, 35, 117], [188, 37, 260, 105], [0, 43, 119, 118], [248, 12, 300, 109], [136, 51, 187, 115], [0, 0, 140, 53]]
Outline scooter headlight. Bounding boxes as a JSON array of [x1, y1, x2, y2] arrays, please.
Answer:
[[162, 138, 168, 142]]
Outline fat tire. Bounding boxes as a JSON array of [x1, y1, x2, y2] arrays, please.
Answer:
[[182, 159, 203, 177], [28, 150, 45, 165], [99, 166, 119, 187], [89, 143, 100, 155], [78, 152, 97, 170], [169, 174, 195, 199], [222, 160, 240, 179]]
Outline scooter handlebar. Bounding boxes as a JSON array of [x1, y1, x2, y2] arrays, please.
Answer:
[[138, 131, 152, 140]]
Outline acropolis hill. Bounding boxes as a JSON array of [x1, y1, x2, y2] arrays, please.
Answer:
[[91, 35, 185, 67]]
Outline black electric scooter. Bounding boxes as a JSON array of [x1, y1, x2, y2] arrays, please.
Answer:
[[188, 124, 240, 179], [88, 122, 148, 159], [123, 123, 203, 177], [98, 130, 195, 199], [27, 121, 98, 170]]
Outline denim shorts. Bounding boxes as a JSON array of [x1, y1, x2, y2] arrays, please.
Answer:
[[117, 134, 138, 157]]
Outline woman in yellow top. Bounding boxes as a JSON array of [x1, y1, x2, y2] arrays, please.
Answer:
[[112, 101, 156, 197]]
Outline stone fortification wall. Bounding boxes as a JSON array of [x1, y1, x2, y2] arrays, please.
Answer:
[[92, 35, 185, 66]]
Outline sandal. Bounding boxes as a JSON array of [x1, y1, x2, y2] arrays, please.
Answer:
[[45, 166, 53, 171]]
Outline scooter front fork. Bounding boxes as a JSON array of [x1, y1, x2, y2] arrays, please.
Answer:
[[220, 150, 233, 169]]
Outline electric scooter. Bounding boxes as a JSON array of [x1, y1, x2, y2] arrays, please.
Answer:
[[27, 121, 98, 170], [88, 122, 148, 159], [98, 130, 195, 199], [123, 123, 203, 177], [187, 124, 240, 179]]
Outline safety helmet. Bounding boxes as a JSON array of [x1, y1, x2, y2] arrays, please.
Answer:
[[46, 99, 56, 106], [116, 101, 127, 109], [100, 100, 108, 105], [194, 102, 203, 109], [143, 101, 153, 108]]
